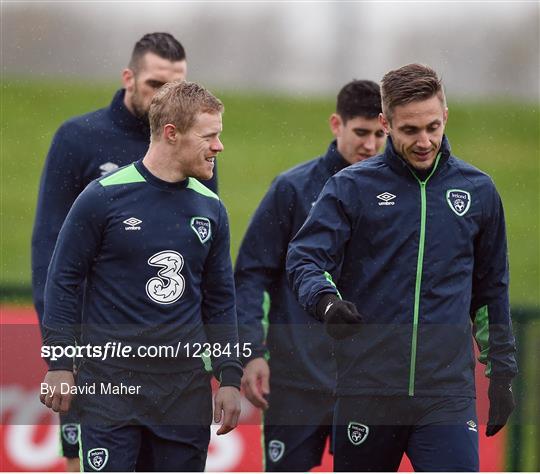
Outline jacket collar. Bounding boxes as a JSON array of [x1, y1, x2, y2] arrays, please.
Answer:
[[383, 135, 452, 181], [108, 89, 151, 137], [321, 140, 350, 175]]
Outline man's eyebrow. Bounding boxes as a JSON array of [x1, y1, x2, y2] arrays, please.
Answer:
[[398, 124, 419, 131], [398, 119, 442, 131], [200, 130, 221, 138]]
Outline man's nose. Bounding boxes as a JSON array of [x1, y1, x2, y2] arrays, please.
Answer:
[[212, 137, 224, 152], [416, 131, 431, 148], [362, 135, 376, 153]]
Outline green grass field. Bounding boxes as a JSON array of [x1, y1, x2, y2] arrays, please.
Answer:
[[1, 79, 539, 307]]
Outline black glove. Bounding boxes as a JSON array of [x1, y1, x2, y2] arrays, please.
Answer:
[[486, 377, 515, 437], [316, 293, 362, 340]]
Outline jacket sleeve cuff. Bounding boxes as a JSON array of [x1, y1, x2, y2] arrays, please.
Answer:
[[218, 364, 243, 389], [489, 375, 514, 386], [315, 293, 340, 321], [47, 355, 74, 371], [241, 348, 267, 366]]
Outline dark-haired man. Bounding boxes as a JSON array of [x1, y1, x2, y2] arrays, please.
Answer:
[[235, 80, 385, 471], [31, 32, 218, 470], [40, 81, 241, 471], [287, 64, 517, 471]]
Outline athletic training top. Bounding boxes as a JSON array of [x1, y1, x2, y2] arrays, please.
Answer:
[[235, 141, 348, 393], [43, 160, 241, 386], [32, 89, 219, 326], [287, 136, 517, 397]]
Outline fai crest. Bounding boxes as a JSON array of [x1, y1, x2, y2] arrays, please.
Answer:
[[61, 423, 79, 445], [87, 448, 109, 471], [268, 439, 285, 463], [446, 189, 471, 216], [190, 217, 211, 244], [347, 422, 369, 446]]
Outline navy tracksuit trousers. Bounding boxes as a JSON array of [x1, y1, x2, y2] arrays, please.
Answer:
[[333, 395, 479, 472]]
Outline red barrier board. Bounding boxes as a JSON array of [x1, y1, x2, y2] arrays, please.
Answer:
[[0, 306, 504, 471]]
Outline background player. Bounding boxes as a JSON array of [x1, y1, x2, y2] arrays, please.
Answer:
[[235, 80, 385, 471]]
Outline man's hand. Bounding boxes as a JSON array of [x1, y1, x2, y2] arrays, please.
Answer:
[[214, 386, 241, 435], [316, 293, 362, 339], [241, 357, 270, 409], [39, 370, 74, 413], [486, 377, 515, 437]]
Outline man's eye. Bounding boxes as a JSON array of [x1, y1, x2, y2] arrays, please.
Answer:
[[147, 81, 165, 89]]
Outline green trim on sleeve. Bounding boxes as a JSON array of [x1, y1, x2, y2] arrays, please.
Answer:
[[99, 163, 145, 187], [187, 178, 220, 200], [262, 291, 271, 361], [324, 271, 342, 299], [202, 353, 213, 373], [474, 305, 492, 377]]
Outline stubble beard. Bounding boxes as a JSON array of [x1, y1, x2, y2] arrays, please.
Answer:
[[130, 87, 150, 124]]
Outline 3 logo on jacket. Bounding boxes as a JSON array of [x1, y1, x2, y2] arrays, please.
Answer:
[[446, 189, 471, 216], [146, 250, 185, 304]]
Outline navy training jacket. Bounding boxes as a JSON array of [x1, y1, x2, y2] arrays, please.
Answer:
[[43, 160, 240, 384], [32, 89, 218, 326], [235, 141, 348, 392], [287, 136, 517, 397]]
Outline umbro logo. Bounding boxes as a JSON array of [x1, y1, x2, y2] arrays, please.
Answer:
[[99, 162, 119, 176], [377, 192, 396, 206], [123, 217, 142, 231]]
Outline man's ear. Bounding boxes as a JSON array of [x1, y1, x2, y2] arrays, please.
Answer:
[[379, 113, 391, 135], [122, 68, 135, 91], [329, 113, 343, 138], [163, 124, 177, 143]]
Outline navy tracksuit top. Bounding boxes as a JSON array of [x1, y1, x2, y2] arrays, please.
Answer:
[[235, 141, 348, 392], [43, 160, 241, 383], [287, 136, 517, 397], [32, 89, 218, 324]]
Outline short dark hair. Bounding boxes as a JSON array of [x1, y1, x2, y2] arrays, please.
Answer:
[[381, 63, 446, 122], [129, 32, 186, 72], [336, 80, 382, 122]]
